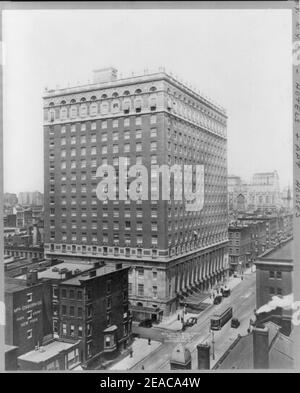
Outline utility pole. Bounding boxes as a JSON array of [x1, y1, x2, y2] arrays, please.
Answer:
[[210, 329, 215, 360]]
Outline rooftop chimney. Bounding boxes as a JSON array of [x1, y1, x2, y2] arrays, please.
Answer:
[[26, 270, 39, 286], [197, 343, 210, 369], [93, 67, 118, 84], [253, 326, 269, 369]]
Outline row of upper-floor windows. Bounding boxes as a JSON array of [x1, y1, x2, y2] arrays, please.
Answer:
[[49, 116, 157, 134], [47, 96, 226, 134], [47, 96, 158, 121]]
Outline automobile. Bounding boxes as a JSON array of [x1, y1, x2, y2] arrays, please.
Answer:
[[222, 288, 231, 297], [185, 317, 197, 327], [213, 295, 223, 305], [138, 319, 153, 328], [231, 318, 240, 328]]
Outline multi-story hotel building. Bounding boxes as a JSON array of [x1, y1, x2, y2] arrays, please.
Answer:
[[43, 67, 229, 319]]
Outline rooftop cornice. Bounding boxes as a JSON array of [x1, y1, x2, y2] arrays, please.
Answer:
[[43, 71, 227, 117]]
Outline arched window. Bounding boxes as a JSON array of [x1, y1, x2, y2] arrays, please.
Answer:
[[123, 99, 131, 114], [149, 86, 157, 92], [123, 90, 130, 96], [111, 99, 120, 114], [80, 97, 86, 102], [101, 93, 108, 99], [70, 99, 76, 104], [49, 102, 54, 107], [80, 103, 87, 117], [60, 106, 67, 120], [60, 100, 66, 105], [134, 97, 142, 113], [70, 105, 77, 119], [90, 102, 98, 116], [149, 95, 157, 111], [112, 92, 119, 98], [100, 101, 109, 115], [48, 108, 55, 122], [135, 88, 142, 94]]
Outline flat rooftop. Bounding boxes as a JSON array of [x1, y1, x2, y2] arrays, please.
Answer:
[[62, 265, 125, 286], [259, 240, 293, 262], [18, 340, 79, 363], [15, 261, 93, 281], [5, 277, 28, 293]]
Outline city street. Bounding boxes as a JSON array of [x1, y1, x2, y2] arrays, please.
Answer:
[[130, 270, 256, 370]]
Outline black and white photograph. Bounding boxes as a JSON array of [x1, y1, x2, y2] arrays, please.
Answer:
[[0, 1, 299, 376]]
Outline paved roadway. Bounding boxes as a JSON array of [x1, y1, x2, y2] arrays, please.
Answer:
[[131, 271, 256, 370]]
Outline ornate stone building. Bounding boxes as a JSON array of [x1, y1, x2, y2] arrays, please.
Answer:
[[43, 67, 229, 319]]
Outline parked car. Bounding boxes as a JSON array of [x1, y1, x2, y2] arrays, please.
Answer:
[[185, 317, 197, 327], [222, 288, 231, 297], [138, 319, 153, 328], [214, 295, 223, 305], [231, 318, 240, 328]]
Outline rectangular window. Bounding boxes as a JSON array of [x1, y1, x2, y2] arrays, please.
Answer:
[[27, 293, 32, 303], [105, 335, 111, 348], [269, 270, 275, 278], [70, 324, 75, 337], [78, 325, 83, 337], [150, 115, 156, 124], [106, 313, 111, 325], [102, 120, 107, 129], [136, 129, 142, 138], [276, 271, 282, 279], [87, 323, 92, 336], [136, 142, 142, 152], [106, 280, 111, 294], [27, 329, 33, 339], [150, 128, 157, 138], [62, 323, 67, 335], [138, 284, 144, 297]]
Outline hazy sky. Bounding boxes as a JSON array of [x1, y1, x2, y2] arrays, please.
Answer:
[[3, 8, 293, 194]]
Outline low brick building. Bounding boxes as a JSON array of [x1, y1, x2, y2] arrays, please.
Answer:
[[57, 264, 132, 367]]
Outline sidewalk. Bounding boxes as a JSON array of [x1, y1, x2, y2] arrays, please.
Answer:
[[109, 338, 161, 370], [155, 266, 256, 332]]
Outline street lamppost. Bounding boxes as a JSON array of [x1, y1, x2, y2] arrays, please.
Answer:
[[210, 329, 215, 360]]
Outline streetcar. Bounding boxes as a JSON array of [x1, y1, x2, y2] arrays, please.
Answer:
[[210, 306, 233, 330]]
